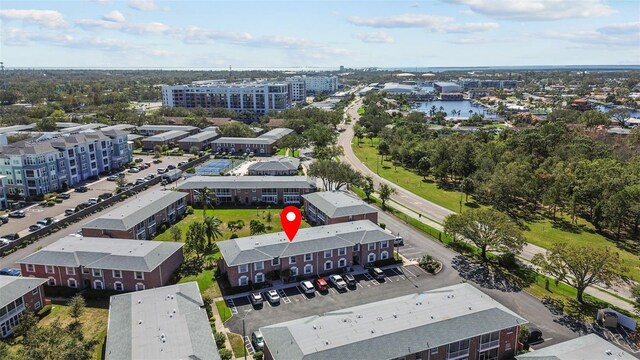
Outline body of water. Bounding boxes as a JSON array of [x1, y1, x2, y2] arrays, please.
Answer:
[[594, 104, 640, 118], [412, 100, 498, 119]]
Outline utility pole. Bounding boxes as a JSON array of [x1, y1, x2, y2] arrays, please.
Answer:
[[243, 318, 247, 360]]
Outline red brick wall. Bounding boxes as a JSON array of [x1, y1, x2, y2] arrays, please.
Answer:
[[81, 228, 134, 239], [498, 326, 519, 359], [21, 284, 45, 311], [326, 212, 378, 225]]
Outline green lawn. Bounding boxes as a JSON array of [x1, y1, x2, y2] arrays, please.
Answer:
[[276, 148, 300, 157], [178, 268, 221, 298], [216, 300, 232, 323], [357, 107, 365, 115], [228, 333, 246, 358]]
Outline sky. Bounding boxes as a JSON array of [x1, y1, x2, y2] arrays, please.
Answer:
[[0, 0, 639, 69]]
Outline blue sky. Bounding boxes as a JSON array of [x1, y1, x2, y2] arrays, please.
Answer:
[[1, 0, 639, 69]]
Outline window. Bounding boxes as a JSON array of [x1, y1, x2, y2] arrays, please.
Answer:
[[47, 277, 56, 286], [255, 273, 264, 283], [68, 278, 77, 288], [112, 270, 122, 278], [94, 280, 103, 290], [82, 267, 90, 274], [135, 283, 145, 291], [254, 262, 264, 271], [31, 288, 39, 295], [134, 271, 144, 280], [415, 353, 422, 360], [448, 339, 470, 359], [479, 331, 500, 351], [368, 253, 376, 263], [45, 265, 54, 274], [324, 260, 333, 271], [338, 258, 347, 268], [92, 268, 102, 277], [290, 266, 298, 276], [380, 240, 389, 249], [114, 282, 124, 291], [239, 276, 249, 287], [324, 249, 332, 258], [239, 264, 248, 273], [65, 267, 75, 275], [26, 264, 35, 272], [338, 247, 347, 256], [381, 251, 389, 260], [289, 256, 296, 264], [368, 243, 376, 251], [272, 258, 280, 266], [304, 264, 313, 275], [430, 348, 438, 355], [34, 301, 42, 310], [304, 253, 312, 262]]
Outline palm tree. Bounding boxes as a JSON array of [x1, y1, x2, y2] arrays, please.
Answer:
[[197, 187, 217, 218], [203, 216, 223, 251]]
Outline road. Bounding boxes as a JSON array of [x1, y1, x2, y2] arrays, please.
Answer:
[[338, 98, 636, 310], [0, 154, 191, 269]]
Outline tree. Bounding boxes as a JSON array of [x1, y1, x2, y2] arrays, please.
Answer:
[[68, 295, 86, 322], [227, 219, 245, 233], [417, 157, 431, 180], [189, 146, 200, 155], [443, 208, 525, 261], [203, 216, 223, 250], [532, 243, 627, 303], [378, 183, 395, 209], [266, 206, 272, 229], [250, 220, 266, 235], [219, 122, 255, 137], [632, 284, 640, 315], [362, 176, 374, 200], [609, 108, 630, 127], [461, 177, 474, 202], [578, 110, 610, 128], [170, 226, 182, 242], [278, 133, 307, 157], [197, 187, 216, 218], [353, 124, 365, 145], [35, 117, 57, 132], [185, 222, 207, 260], [304, 124, 336, 156], [115, 175, 127, 189], [378, 141, 390, 161], [308, 159, 362, 190]]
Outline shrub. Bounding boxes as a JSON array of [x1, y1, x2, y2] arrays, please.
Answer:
[[185, 167, 196, 174], [186, 206, 194, 215], [230, 234, 238, 239], [379, 223, 386, 229], [254, 351, 264, 360], [498, 252, 518, 269], [219, 348, 232, 360], [37, 304, 52, 319], [214, 332, 226, 348]]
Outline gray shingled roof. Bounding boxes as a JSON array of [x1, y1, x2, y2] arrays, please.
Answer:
[[261, 283, 528, 360], [302, 191, 376, 218], [0, 131, 110, 155], [138, 125, 198, 132], [17, 236, 183, 272], [60, 123, 106, 133], [82, 190, 186, 231], [218, 220, 393, 266], [259, 128, 293, 140], [100, 124, 137, 132], [0, 124, 37, 134], [515, 334, 635, 360], [178, 130, 219, 143], [142, 130, 189, 142], [178, 176, 316, 190], [106, 282, 220, 360], [248, 157, 299, 173], [212, 137, 275, 145], [0, 276, 47, 309]]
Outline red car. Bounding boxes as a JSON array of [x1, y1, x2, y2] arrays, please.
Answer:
[[315, 278, 328, 292]]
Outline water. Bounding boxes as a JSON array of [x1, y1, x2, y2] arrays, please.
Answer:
[[594, 105, 640, 118], [412, 100, 498, 119]]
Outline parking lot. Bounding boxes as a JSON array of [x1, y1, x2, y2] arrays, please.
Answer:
[[0, 154, 191, 239]]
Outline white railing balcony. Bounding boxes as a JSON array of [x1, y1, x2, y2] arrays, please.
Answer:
[[447, 349, 469, 360], [0, 304, 25, 322], [479, 340, 499, 351]]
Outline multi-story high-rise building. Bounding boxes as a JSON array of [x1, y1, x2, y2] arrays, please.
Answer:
[[286, 77, 306, 101], [161, 81, 291, 114], [286, 75, 339, 94], [0, 130, 131, 197]]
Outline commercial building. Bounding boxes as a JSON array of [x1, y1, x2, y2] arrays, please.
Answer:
[[17, 236, 184, 292], [136, 125, 199, 137], [217, 220, 394, 287], [260, 283, 527, 360], [210, 127, 293, 156], [0, 131, 132, 197], [105, 281, 219, 360], [177, 175, 316, 205], [434, 82, 463, 93], [141, 130, 190, 150], [516, 334, 634, 360], [177, 130, 220, 151], [302, 191, 377, 225], [161, 81, 291, 114], [0, 276, 47, 338], [247, 157, 300, 176], [82, 190, 187, 240]]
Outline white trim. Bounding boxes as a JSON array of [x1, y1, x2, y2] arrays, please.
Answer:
[[238, 276, 249, 287], [47, 277, 56, 286], [381, 251, 389, 260], [255, 273, 264, 283], [304, 264, 313, 275], [368, 253, 376, 263], [338, 258, 347, 268], [114, 281, 124, 291], [93, 280, 103, 290], [135, 283, 145, 291], [67, 278, 77, 288], [290, 266, 298, 276]]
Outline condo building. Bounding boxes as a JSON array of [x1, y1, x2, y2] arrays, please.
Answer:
[[286, 75, 339, 94]]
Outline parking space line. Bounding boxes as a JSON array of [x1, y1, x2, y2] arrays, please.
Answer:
[[384, 276, 394, 283], [390, 268, 407, 280], [244, 336, 255, 356], [356, 282, 363, 288], [402, 266, 418, 278], [226, 298, 238, 315], [295, 286, 308, 300], [277, 289, 291, 304], [329, 288, 337, 295]]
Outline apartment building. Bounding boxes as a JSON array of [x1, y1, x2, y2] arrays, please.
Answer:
[[286, 77, 306, 101], [106, 282, 219, 360], [0, 131, 132, 197], [286, 75, 339, 94], [210, 128, 293, 156], [261, 283, 527, 360], [161, 81, 292, 114], [178, 130, 220, 151], [302, 191, 378, 225], [516, 334, 634, 360], [82, 190, 187, 240], [17, 236, 184, 292], [177, 176, 316, 206], [0, 276, 47, 338], [141, 130, 190, 150], [247, 157, 300, 176], [137, 125, 199, 137], [217, 220, 395, 287]]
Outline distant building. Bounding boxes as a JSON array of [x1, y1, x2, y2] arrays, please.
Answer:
[[261, 283, 527, 360], [59, 123, 107, 134], [247, 157, 300, 176], [141, 130, 190, 150], [178, 130, 220, 151], [100, 124, 138, 132], [571, 98, 591, 111], [440, 93, 464, 101], [286, 77, 306, 101], [105, 282, 219, 360], [210, 128, 293, 156], [162, 81, 292, 114], [286, 75, 339, 94], [516, 334, 634, 360], [0, 276, 47, 338], [177, 176, 316, 205], [17, 236, 184, 292], [302, 191, 377, 225], [434, 82, 462, 93], [137, 125, 199, 137], [82, 190, 187, 240]]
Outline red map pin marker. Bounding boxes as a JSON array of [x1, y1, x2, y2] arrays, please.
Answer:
[[281, 206, 301, 242]]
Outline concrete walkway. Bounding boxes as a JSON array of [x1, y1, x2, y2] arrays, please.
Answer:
[[213, 304, 253, 360]]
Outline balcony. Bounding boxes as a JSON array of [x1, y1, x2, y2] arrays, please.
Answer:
[[479, 339, 499, 352], [447, 349, 469, 360], [0, 304, 25, 323]]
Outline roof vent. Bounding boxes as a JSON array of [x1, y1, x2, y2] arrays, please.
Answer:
[[170, 295, 174, 299], [393, 313, 398, 318], [377, 317, 383, 321], [312, 324, 317, 330], [468, 306, 472, 310], [138, 300, 142, 304], [169, 314, 173, 318], [605, 350, 612, 355], [370, 329, 376, 334], [356, 314, 362, 318], [173, 309, 176, 313], [324, 340, 330, 345], [139, 320, 143, 324], [416, 301, 422, 305], [255, 242, 260, 246]]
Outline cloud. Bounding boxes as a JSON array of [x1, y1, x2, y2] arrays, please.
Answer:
[[127, 0, 159, 11], [147, 49, 175, 57], [598, 22, 640, 35], [439, 22, 499, 33], [76, 19, 122, 30], [102, 10, 125, 23], [354, 31, 395, 43], [537, 29, 639, 47], [348, 14, 451, 28], [1, 27, 138, 51], [444, 0, 616, 21], [0, 9, 66, 29], [121, 22, 171, 35], [91, 0, 112, 4], [177, 26, 255, 44]]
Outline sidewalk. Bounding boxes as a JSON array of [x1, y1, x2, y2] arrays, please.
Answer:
[[212, 305, 253, 360]]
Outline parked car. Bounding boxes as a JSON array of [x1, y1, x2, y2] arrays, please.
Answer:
[[41, 217, 59, 226], [157, 168, 167, 174], [88, 197, 101, 205], [65, 209, 76, 216], [251, 330, 264, 351], [249, 292, 264, 307], [0, 215, 8, 224], [299, 280, 315, 294], [128, 167, 140, 173], [135, 158, 144, 163], [528, 327, 543, 344], [29, 224, 43, 232], [107, 175, 119, 181], [329, 274, 347, 290], [343, 274, 357, 287], [98, 192, 113, 200], [3, 233, 19, 241], [144, 162, 152, 168], [178, 161, 188, 167], [76, 202, 91, 211], [315, 278, 329, 292], [265, 290, 280, 304], [9, 210, 25, 218], [369, 267, 385, 280], [75, 185, 89, 193], [0, 268, 21, 276], [135, 178, 146, 185], [394, 235, 404, 246], [145, 174, 155, 180], [167, 165, 176, 170], [56, 193, 71, 200]]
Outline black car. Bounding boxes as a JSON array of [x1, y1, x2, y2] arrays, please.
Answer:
[[528, 327, 543, 344], [343, 274, 357, 287], [3, 233, 19, 241], [369, 267, 385, 280], [167, 165, 176, 170], [75, 186, 88, 193], [56, 193, 71, 200], [98, 192, 113, 200]]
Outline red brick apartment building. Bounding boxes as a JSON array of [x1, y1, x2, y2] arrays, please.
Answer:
[[81, 190, 187, 240], [0, 276, 47, 338], [302, 190, 378, 225], [260, 283, 527, 360], [17, 236, 183, 292], [217, 220, 395, 287]]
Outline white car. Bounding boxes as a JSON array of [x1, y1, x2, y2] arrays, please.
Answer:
[[329, 275, 347, 290], [299, 280, 315, 294], [128, 167, 140, 173], [265, 290, 280, 304]]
